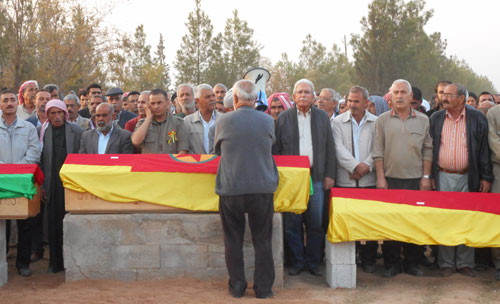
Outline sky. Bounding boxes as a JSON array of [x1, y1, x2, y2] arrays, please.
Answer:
[[95, 0, 500, 91]]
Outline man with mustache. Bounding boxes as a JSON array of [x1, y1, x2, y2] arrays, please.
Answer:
[[39, 99, 83, 273], [125, 91, 150, 133], [81, 95, 104, 130], [79, 103, 133, 154], [16, 80, 39, 120], [0, 89, 41, 277], [176, 84, 197, 118], [373, 79, 433, 278], [184, 84, 222, 154], [63, 94, 90, 130], [273, 79, 337, 277], [26, 89, 51, 127]]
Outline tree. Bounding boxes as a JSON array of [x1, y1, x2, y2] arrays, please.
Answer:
[[218, 9, 261, 86], [174, 0, 214, 84], [152, 33, 171, 89]]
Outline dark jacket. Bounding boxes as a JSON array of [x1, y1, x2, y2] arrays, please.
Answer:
[[78, 107, 91, 119], [116, 110, 137, 129], [429, 107, 493, 192], [273, 106, 336, 182], [79, 127, 133, 154]]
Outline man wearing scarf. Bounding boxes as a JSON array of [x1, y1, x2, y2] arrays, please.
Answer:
[[39, 99, 83, 273], [266, 92, 292, 121], [16, 80, 39, 120]]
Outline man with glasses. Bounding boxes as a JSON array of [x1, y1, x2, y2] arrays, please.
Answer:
[[429, 83, 492, 278], [64, 94, 90, 130]]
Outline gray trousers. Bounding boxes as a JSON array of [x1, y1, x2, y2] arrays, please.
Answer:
[[491, 163, 500, 270], [437, 172, 475, 269]]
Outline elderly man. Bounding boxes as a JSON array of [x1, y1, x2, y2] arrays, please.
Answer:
[[332, 86, 378, 273], [106, 87, 137, 128], [223, 89, 234, 113], [40, 99, 83, 273], [184, 84, 221, 154], [63, 94, 90, 130], [16, 80, 39, 120], [373, 79, 433, 278], [0, 89, 41, 277], [318, 88, 341, 128], [26, 89, 51, 127], [429, 83, 492, 278], [79, 103, 133, 154], [214, 83, 227, 113], [273, 79, 336, 276], [78, 83, 102, 119], [487, 104, 500, 281], [125, 91, 150, 133], [426, 80, 452, 117], [215, 80, 278, 299], [132, 89, 188, 154], [176, 84, 197, 118]]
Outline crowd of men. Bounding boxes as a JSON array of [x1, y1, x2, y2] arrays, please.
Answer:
[[1, 76, 500, 298]]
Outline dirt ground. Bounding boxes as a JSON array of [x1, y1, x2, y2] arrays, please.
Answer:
[[1, 248, 499, 304]]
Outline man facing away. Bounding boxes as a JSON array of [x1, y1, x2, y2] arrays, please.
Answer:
[[215, 79, 278, 299]]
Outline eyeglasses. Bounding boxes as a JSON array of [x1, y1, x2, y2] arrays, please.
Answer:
[[442, 93, 460, 98]]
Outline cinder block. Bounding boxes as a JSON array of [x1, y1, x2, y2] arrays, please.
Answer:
[[325, 262, 356, 288], [161, 244, 209, 268], [0, 262, 7, 287], [113, 245, 160, 269], [325, 240, 356, 264]]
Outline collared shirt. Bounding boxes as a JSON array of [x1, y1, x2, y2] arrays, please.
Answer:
[[372, 107, 433, 179], [135, 111, 189, 154], [96, 126, 113, 154], [2, 116, 17, 136], [351, 113, 368, 161], [297, 108, 313, 166], [200, 111, 216, 154], [329, 113, 335, 133], [438, 107, 468, 171]]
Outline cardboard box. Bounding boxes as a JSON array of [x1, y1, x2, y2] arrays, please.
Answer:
[[0, 185, 41, 219]]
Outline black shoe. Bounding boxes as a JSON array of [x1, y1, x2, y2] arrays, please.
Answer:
[[404, 265, 424, 277], [30, 252, 43, 263], [228, 282, 247, 298], [18, 267, 32, 277], [288, 266, 302, 276], [495, 269, 500, 281], [309, 267, 322, 276], [362, 263, 376, 273], [383, 266, 402, 278], [439, 267, 454, 277], [256, 290, 274, 299]]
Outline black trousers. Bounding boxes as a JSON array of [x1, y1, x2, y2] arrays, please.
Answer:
[[47, 182, 66, 272], [15, 217, 35, 270], [31, 202, 45, 257], [219, 194, 275, 297], [382, 178, 424, 269]]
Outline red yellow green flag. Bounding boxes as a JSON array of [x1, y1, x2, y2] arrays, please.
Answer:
[[0, 164, 44, 199], [60, 154, 310, 213], [328, 188, 500, 247]]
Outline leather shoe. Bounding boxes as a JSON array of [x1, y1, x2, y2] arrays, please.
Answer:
[[30, 252, 42, 263], [362, 263, 376, 273], [495, 269, 500, 281], [228, 282, 247, 298], [404, 265, 424, 277], [383, 266, 402, 278], [18, 267, 32, 277], [439, 267, 454, 277], [288, 266, 302, 276], [256, 291, 274, 299], [309, 267, 322, 276], [458, 267, 476, 278]]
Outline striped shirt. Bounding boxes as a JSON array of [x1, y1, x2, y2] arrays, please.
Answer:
[[438, 107, 468, 171]]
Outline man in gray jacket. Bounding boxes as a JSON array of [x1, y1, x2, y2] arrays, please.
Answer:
[[215, 80, 278, 299], [273, 79, 336, 276], [0, 89, 41, 277]]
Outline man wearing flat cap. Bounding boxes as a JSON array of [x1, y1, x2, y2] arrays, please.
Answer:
[[106, 87, 137, 128]]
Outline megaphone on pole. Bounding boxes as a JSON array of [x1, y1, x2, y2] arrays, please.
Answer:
[[243, 67, 271, 111]]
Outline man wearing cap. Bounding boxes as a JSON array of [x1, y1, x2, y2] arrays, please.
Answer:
[[132, 89, 189, 154], [79, 103, 133, 154], [0, 89, 41, 277], [16, 80, 39, 120], [183, 84, 221, 154], [106, 87, 137, 128], [40, 99, 83, 273]]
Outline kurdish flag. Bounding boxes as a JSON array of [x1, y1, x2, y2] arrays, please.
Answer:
[[60, 154, 310, 213], [0, 164, 44, 199], [328, 188, 500, 247]]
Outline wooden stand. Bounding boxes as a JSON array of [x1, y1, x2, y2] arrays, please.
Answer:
[[65, 189, 187, 213], [0, 185, 41, 219]]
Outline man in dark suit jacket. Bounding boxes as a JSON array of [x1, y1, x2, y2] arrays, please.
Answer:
[[40, 99, 83, 273], [215, 80, 278, 299], [273, 79, 336, 277], [79, 103, 133, 154], [106, 87, 137, 128]]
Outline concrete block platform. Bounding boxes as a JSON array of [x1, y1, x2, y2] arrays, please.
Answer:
[[325, 241, 356, 288], [63, 213, 283, 287]]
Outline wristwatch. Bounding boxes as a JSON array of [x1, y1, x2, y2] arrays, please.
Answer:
[[422, 175, 430, 179]]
